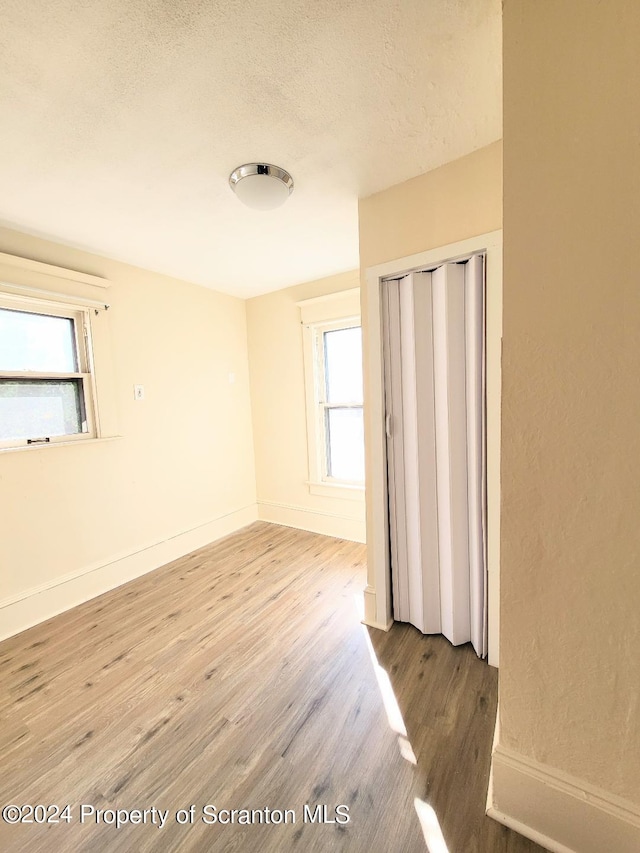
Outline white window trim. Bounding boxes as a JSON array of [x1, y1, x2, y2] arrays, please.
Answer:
[[298, 288, 365, 501], [307, 480, 365, 500], [0, 285, 116, 452], [0, 291, 100, 449]]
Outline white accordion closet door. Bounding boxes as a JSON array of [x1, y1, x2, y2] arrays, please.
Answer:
[[383, 256, 487, 657]]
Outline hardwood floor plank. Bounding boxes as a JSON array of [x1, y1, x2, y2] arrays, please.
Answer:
[[0, 522, 545, 852]]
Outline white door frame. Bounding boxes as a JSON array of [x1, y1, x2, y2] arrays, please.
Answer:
[[362, 230, 502, 667]]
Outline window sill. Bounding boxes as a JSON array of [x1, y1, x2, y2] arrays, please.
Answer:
[[307, 481, 365, 501], [0, 435, 123, 454]]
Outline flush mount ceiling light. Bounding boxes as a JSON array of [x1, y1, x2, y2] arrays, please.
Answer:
[[229, 163, 294, 211]]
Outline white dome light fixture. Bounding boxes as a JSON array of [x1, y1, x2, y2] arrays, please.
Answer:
[[229, 163, 294, 211]]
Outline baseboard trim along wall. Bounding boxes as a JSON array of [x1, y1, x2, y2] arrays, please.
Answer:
[[257, 499, 366, 544], [362, 585, 393, 631], [0, 504, 259, 642], [488, 744, 640, 853]]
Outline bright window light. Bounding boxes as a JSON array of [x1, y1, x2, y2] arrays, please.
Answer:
[[0, 380, 84, 441], [0, 308, 77, 372], [299, 289, 365, 494], [317, 323, 364, 485], [324, 326, 363, 403], [326, 407, 365, 481], [0, 298, 95, 448]]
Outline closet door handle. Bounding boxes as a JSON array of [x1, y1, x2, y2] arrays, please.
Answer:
[[385, 413, 392, 438]]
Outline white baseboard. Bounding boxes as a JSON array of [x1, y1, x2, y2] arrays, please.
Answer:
[[488, 744, 640, 853], [0, 504, 259, 642], [362, 617, 394, 632], [361, 584, 393, 631], [257, 499, 366, 543]]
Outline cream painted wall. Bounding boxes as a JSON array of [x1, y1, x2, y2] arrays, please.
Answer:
[[358, 142, 502, 624], [358, 141, 502, 270], [246, 271, 366, 542], [499, 0, 640, 811], [0, 226, 257, 635]]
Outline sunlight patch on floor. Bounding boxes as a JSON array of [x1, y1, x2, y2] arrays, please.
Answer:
[[358, 595, 452, 851], [414, 798, 451, 853], [360, 617, 416, 764]]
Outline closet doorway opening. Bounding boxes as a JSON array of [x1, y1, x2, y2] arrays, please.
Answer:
[[362, 231, 502, 668], [383, 254, 486, 656]]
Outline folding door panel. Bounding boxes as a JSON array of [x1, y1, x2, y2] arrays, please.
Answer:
[[465, 254, 488, 657], [383, 279, 409, 622], [432, 263, 471, 647], [410, 272, 441, 634], [383, 272, 439, 634]]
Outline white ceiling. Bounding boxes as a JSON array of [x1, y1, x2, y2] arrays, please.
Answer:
[[0, 0, 501, 298]]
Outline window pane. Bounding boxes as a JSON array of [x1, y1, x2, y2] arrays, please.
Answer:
[[324, 326, 363, 404], [0, 380, 84, 441], [0, 308, 78, 372], [327, 406, 365, 482]]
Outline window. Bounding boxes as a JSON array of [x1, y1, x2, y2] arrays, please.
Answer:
[[316, 321, 365, 483], [299, 287, 365, 497], [0, 294, 97, 448]]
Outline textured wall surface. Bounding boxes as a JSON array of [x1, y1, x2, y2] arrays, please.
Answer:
[[358, 141, 502, 271], [246, 270, 365, 539], [358, 142, 502, 607], [501, 0, 640, 803], [0, 226, 256, 606]]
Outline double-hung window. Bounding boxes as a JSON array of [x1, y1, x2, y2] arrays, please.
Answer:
[[0, 294, 97, 448], [299, 287, 365, 496], [315, 320, 364, 483]]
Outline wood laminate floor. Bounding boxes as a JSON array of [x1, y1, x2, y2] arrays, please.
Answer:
[[0, 522, 545, 853]]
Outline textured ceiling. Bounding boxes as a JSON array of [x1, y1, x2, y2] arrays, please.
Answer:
[[0, 0, 501, 297]]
